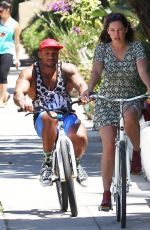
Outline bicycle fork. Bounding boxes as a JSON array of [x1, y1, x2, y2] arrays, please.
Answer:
[[113, 102, 130, 195], [53, 131, 77, 182], [113, 124, 131, 196]]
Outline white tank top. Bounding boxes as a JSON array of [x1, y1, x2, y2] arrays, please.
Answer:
[[33, 61, 72, 110]]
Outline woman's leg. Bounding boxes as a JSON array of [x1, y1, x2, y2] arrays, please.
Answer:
[[0, 84, 7, 104], [0, 54, 13, 106], [124, 106, 141, 174], [100, 125, 117, 192], [124, 106, 140, 151], [99, 125, 117, 211]]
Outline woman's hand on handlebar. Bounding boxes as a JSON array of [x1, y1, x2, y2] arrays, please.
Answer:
[[80, 89, 93, 104]]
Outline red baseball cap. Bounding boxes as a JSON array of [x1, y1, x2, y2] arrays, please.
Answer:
[[39, 38, 64, 50]]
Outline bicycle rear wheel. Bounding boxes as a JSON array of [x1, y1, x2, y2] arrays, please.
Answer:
[[116, 193, 121, 222], [60, 137, 78, 217], [119, 140, 126, 228]]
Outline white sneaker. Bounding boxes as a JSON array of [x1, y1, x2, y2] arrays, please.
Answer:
[[76, 160, 88, 187], [40, 160, 53, 186]]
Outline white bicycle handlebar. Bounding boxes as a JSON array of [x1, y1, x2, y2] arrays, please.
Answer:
[[90, 93, 150, 103]]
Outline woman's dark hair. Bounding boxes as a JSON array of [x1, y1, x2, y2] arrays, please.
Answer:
[[99, 13, 134, 43], [0, 0, 12, 12]]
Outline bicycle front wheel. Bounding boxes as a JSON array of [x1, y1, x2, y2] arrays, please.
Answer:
[[56, 180, 68, 212], [119, 140, 126, 228], [60, 137, 78, 217], [55, 154, 68, 212]]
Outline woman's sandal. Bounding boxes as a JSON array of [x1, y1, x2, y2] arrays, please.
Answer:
[[0, 94, 11, 108], [98, 191, 112, 212], [0, 102, 6, 108]]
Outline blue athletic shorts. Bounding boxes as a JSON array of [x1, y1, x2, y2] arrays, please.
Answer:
[[34, 112, 80, 138]]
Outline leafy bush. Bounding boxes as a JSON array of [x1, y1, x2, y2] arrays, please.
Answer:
[[21, 0, 150, 94], [21, 0, 150, 118], [21, 16, 51, 58], [21, 0, 106, 80]]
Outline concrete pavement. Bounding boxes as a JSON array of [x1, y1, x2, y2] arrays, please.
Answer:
[[0, 67, 150, 229]]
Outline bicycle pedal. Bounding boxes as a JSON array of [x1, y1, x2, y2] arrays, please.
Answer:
[[52, 175, 59, 182], [72, 175, 77, 179]]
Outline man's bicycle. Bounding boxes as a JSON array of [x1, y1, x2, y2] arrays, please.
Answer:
[[89, 93, 150, 228], [19, 100, 81, 217]]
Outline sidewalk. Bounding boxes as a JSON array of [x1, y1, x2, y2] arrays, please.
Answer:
[[0, 67, 101, 230], [0, 65, 100, 230], [0, 44, 27, 229]]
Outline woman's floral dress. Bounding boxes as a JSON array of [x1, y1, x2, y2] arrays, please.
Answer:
[[93, 41, 146, 128]]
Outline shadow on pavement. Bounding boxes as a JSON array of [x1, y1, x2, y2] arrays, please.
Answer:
[[0, 137, 101, 180], [2, 210, 150, 230]]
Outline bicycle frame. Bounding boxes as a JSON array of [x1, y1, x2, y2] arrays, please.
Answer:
[[51, 109, 78, 217], [19, 101, 79, 216], [89, 93, 150, 228]]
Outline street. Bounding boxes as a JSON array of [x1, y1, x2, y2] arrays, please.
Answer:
[[0, 68, 150, 229]]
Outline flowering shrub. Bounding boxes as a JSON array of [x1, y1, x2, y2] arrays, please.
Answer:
[[21, 0, 149, 114], [22, 0, 108, 80], [47, 0, 71, 13], [46, 0, 102, 32], [39, 0, 105, 60], [21, 0, 109, 87], [72, 26, 81, 34]]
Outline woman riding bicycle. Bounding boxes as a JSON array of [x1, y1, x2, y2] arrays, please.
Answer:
[[81, 13, 150, 211]]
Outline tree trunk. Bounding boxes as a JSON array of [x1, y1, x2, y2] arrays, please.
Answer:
[[100, 0, 109, 7], [128, 0, 150, 41]]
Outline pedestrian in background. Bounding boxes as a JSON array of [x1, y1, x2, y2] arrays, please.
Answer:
[[0, 0, 20, 108]]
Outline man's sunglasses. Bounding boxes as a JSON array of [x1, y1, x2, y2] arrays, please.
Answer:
[[0, 9, 4, 13]]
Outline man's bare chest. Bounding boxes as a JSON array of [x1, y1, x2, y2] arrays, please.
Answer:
[[42, 75, 57, 91]]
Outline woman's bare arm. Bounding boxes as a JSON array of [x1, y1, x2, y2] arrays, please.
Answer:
[[14, 22, 21, 68], [88, 60, 104, 92]]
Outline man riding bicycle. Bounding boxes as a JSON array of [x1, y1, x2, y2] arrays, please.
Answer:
[[13, 38, 88, 187]]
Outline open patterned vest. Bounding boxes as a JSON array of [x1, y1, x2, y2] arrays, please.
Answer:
[[32, 61, 72, 110]]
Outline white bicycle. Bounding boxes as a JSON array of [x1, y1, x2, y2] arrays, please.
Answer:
[[19, 100, 80, 217], [90, 93, 150, 228]]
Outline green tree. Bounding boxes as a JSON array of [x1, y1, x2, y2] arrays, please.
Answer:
[[11, 0, 25, 20], [128, 0, 150, 41]]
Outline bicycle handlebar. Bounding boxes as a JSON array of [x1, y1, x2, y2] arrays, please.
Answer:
[[18, 99, 81, 119], [89, 93, 150, 103]]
